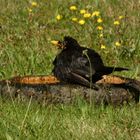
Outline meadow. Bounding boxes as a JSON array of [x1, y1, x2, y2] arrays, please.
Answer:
[[0, 0, 140, 139]]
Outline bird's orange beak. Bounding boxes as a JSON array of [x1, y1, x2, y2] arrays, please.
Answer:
[[51, 40, 65, 49]]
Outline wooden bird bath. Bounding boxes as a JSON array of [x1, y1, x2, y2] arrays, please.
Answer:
[[0, 75, 140, 106]]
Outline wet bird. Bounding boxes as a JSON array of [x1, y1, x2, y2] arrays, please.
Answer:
[[52, 36, 129, 88]]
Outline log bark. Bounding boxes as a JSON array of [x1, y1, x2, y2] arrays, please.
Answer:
[[0, 75, 140, 106]]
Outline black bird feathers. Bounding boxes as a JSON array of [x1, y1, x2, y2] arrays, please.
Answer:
[[52, 36, 129, 88]]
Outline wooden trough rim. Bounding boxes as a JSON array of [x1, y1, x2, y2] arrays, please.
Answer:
[[97, 75, 128, 84], [0, 75, 131, 85]]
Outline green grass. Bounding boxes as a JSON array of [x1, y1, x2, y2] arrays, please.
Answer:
[[0, 99, 140, 140], [0, 0, 140, 139]]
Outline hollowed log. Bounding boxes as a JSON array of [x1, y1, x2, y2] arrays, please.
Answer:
[[0, 75, 140, 106]]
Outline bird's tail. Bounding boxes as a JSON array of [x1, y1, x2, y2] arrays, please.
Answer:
[[102, 66, 129, 75]]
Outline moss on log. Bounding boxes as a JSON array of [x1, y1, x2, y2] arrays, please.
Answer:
[[0, 75, 140, 106]]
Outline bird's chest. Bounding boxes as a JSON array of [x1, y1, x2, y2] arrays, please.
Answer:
[[55, 50, 74, 66]]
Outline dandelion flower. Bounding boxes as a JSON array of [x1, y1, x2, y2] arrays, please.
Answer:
[[97, 26, 103, 30], [99, 33, 103, 37], [115, 41, 121, 47], [51, 40, 59, 45], [92, 11, 100, 17], [114, 20, 120, 25], [70, 5, 77, 11], [80, 9, 86, 14], [56, 14, 62, 20], [31, 1, 37, 7], [119, 16, 123, 19], [83, 13, 91, 18], [72, 17, 78, 22], [97, 18, 103, 23], [101, 44, 106, 49], [28, 8, 32, 13], [78, 19, 85, 25]]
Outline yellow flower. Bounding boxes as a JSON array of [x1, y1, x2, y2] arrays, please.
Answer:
[[99, 33, 103, 37], [80, 9, 86, 14], [97, 26, 103, 30], [78, 20, 85, 25], [28, 8, 32, 13], [114, 20, 120, 25], [115, 41, 121, 47], [56, 14, 62, 20], [71, 17, 78, 22], [70, 5, 77, 11], [83, 13, 91, 18], [92, 11, 100, 17], [97, 18, 103, 23], [31, 1, 37, 7], [101, 44, 106, 49], [119, 16, 123, 19], [51, 40, 59, 45]]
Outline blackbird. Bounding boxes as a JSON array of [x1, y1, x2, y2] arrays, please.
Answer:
[[52, 36, 129, 88]]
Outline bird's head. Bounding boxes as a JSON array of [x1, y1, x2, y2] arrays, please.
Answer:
[[51, 40, 64, 49], [63, 36, 80, 49], [51, 36, 80, 50]]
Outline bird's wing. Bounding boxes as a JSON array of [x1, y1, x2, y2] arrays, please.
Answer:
[[53, 59, 94, 86], [70, 56, 96, 77], [67, 72, 91, 87], [67, 71, 98, 89], [65, 55, 96, 87]]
